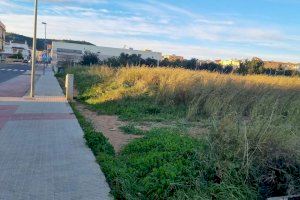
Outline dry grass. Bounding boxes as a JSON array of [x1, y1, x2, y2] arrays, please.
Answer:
[[66, 65, 300, 199], [77, 66, 299, 122]]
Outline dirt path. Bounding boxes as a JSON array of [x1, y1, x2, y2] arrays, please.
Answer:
[[75, 102, 142, 153]]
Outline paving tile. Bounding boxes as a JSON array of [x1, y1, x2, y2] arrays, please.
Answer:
[[0, 69, 111, 200]]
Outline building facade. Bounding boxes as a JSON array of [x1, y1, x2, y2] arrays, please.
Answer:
[[264, 61, 299, 70], [219, 59, 240, 68], [51, 42, 162, 66], [295, 64, 300, 72], [3, 41, 30, 60], [0, 21, 6, 60], [163, 54, 184, 61]]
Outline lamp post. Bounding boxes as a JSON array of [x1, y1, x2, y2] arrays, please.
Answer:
[[30, 0, 38, 98], [42, 22, 47, 75]]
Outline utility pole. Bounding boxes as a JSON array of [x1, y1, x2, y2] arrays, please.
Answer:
[[42, 22, 47, 75], [30, 0, 38, 98]]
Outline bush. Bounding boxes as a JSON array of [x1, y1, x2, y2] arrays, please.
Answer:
[[9, 52, 23, 59], [81, 51, 99, 66]]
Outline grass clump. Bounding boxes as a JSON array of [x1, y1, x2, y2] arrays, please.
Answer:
[[119, 124, 147, 135], [92, 96, 185, 121]]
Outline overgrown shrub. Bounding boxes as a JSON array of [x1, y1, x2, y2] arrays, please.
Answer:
[[81, 51, 99, 66]]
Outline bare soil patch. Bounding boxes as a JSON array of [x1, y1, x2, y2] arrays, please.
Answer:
[[73, 100, 207, 153], [74, 102, 142, 153]]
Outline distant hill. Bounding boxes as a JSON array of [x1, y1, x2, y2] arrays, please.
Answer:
[[5, 33, 95, 51]]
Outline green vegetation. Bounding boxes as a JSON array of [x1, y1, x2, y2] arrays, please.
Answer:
[[64, 66, 300, 199], [99, 128, 259, 199], [77, 52, 299, 76], [71, 103, 115, 157], [91, 96, 186, 122], [119, 124, 146, 135], [81, 51, 99, 66], [8, 52, 23, 59], [79, 52, 159, 68]]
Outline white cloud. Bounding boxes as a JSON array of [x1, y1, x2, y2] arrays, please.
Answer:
[[1, 0, 300, 62], [0, 0, 31, 13]]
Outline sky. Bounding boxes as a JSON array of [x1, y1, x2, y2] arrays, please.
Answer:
[[0, 0, 300, 62]]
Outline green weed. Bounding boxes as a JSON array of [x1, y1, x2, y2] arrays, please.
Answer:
[[119, 124, 146, 135], [70, 103, 115, 157], [98, 128, 257, 199]]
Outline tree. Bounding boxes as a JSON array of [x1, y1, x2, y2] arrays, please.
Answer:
[[105, 57, 120, 68], [119, 53, 130, 66], [160, 58, 172, 67], [236, 61, 249, 75], [128, 54, 142, 66], [248, 58, 265, 74], [81, 51, 99, 65], [142, 58, 157, 67], [223, 65, 234, 74], [183, 58, 197, 70], [198, 62, 223, 72], [9, 52, 23, 59]]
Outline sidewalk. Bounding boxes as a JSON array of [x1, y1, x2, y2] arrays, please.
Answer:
[[0, 68, 111, 200]]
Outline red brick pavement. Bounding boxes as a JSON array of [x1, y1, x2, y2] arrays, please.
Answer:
[[0, 105, 75, 129]]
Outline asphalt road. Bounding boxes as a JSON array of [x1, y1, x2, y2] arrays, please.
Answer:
[[0, 63, 31, 83]]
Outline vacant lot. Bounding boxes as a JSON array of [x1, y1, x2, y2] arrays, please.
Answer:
[[59, 66, 300, 199]]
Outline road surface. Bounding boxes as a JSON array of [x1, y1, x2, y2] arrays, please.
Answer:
[[0, 63, 32, 97], [0, 63, 31, 83]]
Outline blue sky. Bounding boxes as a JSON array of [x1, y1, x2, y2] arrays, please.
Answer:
[[0, 0, 300, 62]]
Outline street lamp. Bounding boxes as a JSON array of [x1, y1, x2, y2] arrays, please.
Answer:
[[42, 21, 47, 75], [30, 0, 38, 98]]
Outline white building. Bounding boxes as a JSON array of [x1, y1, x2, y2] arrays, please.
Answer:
[[51, 41, 162, 66], [0, 21, 5, 61], [295, 64, 300, 72], [0, 21, 5, 52], [3, 41, 30, 60]]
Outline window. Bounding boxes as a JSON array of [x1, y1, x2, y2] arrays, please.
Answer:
[[57, 48, 82, 54]]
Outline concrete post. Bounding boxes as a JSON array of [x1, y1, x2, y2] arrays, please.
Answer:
[[65, 74, 74, 101]]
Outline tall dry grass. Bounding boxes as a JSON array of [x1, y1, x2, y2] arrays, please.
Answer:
[[67, 65, 300, 198], [79, 66, 299, 122]]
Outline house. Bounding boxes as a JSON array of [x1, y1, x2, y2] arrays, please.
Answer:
[[0, 21, 6, 60], [294, 64, 300, 72], [2, 41, 30, 60], [219, 59, 240, 68], [51, 41, 162, 66], [163, 54, 184, 61]]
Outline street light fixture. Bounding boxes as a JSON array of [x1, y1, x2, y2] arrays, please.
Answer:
[[30, 0, 38, 98]]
